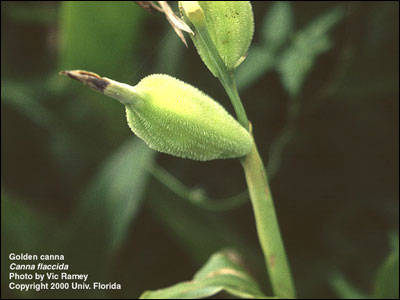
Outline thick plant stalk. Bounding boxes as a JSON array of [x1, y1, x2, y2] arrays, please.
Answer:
[[242, 142, 296, 299], [183, 4, 297, 298]]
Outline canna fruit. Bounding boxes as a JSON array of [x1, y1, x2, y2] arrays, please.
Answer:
[[180, 1, 254, 77], [60, 70, 253, 161]]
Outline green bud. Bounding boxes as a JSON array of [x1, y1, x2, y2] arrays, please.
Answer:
[[60, 70, 253, 161], [180, 1, 254, 76]]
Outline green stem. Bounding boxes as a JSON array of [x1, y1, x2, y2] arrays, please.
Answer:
[[241, 144, 296, 299], [220, 77, 249, 130], [188, 14, 296, 298], [147, 164, 249, 212]]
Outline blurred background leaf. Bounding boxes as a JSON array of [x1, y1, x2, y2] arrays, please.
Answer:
[[236, 1, 293, 91], [59, 1, 144, 80], [236, 46, 275, 91], [261, 1, 293, 52], [237, 3, 345, 97], [277, 6, 345, 97], [330, 272, 368, 299], [57, 138, 155, 298], [373, 236, 399, 299], [2, 80, 62, 131], [69, 138, 156, 254], [58, 1, 147, 147], [1, 189, 60, 299]]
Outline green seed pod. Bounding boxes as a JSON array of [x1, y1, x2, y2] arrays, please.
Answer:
[[60, 70, 253, 161], [180, 1, 254, 76]]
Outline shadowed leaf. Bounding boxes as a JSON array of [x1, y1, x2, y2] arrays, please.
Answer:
[[330, 272, 368, 299], [140, 250, 271, 299], [278, 6, 345, 96], [261, 1, 293, 51], [236, 46, 275, 91], [70, 138, 156, 253], [373, 237, 399, 299], [59, 1, 145, 80]]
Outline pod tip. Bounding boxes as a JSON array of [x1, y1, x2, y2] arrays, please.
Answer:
[[59, 70, 110, 93]]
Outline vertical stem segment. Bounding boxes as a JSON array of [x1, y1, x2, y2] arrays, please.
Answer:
[[220, 76, 249, 130], [185, 7, 296, 298], [242, 144, 296, 299], [187, 11, 249, 129]]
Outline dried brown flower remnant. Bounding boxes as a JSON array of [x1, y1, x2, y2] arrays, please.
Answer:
[[135, 1, 162, 14], [135, 1, 193, 47]]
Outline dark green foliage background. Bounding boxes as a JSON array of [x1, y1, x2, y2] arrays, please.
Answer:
[[1, 1, 398, 299]]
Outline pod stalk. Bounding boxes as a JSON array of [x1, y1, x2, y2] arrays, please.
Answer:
[[59, 70, 142, 107]]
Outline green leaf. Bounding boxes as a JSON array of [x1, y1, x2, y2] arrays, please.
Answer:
[[140, 250, 271, 299], [71, 138, 156, 253], [2, 80, 62, 132], [58, 2, 146, 141], [236, 46, 275, 91], [277, 46, 314, 97], [261, 1, 293, 51], [1, 79, 89, 179], [236, 2, 292, 91], [298, 6, 345, 47], [4, 2, 57, 24], [181, 1, 254, 76], [157, 29, 186, 74], [329, 272, 368, 299], [58, 1, 145, 80], [373, 237, 399, 299], [1, 189, 59, 255], [1, 189, 60, 296], [278, 6, 345, 96], [59, 138, 155, 297]]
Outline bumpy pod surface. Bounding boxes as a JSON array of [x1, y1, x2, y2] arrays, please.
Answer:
[[180, 1, 254, 76], [60, 71, 253, 161], [126, 74, 253, 161]]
